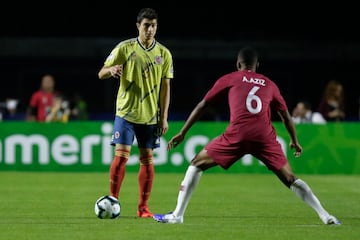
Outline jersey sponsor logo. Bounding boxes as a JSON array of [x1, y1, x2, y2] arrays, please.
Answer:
[[242, 76, 266, 86]]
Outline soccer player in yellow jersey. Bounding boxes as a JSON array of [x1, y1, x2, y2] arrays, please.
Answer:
[[98, 8, 174, 218]]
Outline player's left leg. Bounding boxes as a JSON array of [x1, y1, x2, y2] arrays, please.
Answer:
[[137, 148, 154, 218], [274, 163, 341, 225], [135, 124, 160, 218]]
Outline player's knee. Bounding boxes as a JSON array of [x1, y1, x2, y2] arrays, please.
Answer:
[[190, 157, 215, 171], [284, 174, 297, 187], [190, 157, 201, 167], [139, 154, 153, 165]]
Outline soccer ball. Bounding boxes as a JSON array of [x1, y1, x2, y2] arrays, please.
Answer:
[[94, 195, 121, 219]]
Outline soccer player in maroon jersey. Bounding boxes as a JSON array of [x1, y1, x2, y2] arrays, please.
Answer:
[[153, 47, 340, 225]]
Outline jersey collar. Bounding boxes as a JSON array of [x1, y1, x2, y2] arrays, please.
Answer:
[[136, 37, 156, 51]]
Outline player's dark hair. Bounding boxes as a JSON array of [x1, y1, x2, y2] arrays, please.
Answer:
[[237, 47, 258, 69], [137, 8, 158, 23]]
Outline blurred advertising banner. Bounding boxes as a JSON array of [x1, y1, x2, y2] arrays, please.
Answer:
[[0, 121, 359, 174]]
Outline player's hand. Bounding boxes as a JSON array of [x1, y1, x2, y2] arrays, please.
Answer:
[[167, 133, 184, 151], [290, 142, 302, 158], [110, 65, 122, 78], [158, 119, 169, 136]]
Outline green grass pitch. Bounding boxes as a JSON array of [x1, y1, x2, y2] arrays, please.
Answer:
[[0, 171, 359, 240]]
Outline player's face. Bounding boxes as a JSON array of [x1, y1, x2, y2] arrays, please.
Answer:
[[137, 18, 157, 43]]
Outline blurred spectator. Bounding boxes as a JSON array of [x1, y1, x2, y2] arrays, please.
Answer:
[[45, 93, 71, 123], [26, 74, 59, 122], [69, 93, 88, 120], [317, 80, 346, 122], [0, 98, 21, 120], [292, 100, 326, 124]]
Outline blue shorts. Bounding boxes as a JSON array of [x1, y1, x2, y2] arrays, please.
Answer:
[[111, 116, 160, 149]]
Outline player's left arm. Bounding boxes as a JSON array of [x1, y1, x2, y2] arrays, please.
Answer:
[[277, 109, 302, 157], [158, 48, 174, 135], [158, 78, 170, 135]]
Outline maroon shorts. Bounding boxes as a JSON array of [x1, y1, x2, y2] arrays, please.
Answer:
[[205, 134, 288, 171]]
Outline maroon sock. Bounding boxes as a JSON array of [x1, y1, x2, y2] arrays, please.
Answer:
[[109, 149, 129, 199], [138, 155, 154, 208]]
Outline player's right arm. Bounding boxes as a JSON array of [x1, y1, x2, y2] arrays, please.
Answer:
[[98, 65, 122, 80], [98, 43, 125, 80], [277, 109, 302, 157], [168, 75, 227, 150], [167, 99, 210, 150]]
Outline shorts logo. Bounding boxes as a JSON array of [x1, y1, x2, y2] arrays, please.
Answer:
[[114, 131, 120, 139]]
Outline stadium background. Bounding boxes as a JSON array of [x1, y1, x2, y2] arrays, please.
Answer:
[[1, 5, 359, 238], [0, 3, 359, 121]]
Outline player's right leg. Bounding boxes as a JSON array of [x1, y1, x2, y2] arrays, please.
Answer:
[[153, 149, 216, 224], [109, 144, 131, 199], [109, 116, 134, 199]]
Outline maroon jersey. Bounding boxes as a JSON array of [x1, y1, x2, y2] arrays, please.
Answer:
[[203, 70, 289, 170], [204, 69, 287, 142]]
